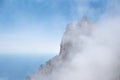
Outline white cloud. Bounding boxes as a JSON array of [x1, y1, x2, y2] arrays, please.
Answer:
[[28, 15, 120, 80], [69, 0, 120, 20]]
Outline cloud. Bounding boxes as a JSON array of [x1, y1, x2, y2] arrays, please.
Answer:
[[69, 0, 120, 20], [30, 14, 120, 80], [28, 0, 120, 80]]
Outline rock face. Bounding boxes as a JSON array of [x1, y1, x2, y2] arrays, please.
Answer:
[[26, 17, 93, 80], [25, 16, 120, 80]]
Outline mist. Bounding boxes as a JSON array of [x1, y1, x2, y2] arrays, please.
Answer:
[[25, 0, 120, 80], [55, 17, 120, 80], [50, 0, 120, 80], [28, 4, 120, 80], [28, 15, 120, 80]]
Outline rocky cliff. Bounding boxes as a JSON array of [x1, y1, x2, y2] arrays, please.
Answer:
[[25, 17, 94, 80]]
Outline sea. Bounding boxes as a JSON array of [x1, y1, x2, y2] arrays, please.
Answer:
[[0, 54, 55, 80]]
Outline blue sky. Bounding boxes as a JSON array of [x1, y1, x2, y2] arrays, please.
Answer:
[[0, 0, 119, 55]]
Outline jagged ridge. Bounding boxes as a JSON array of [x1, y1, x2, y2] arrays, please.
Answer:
[[26, 17, 93, 80]]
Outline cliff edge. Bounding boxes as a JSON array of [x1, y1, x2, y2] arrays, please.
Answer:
[[25, 17, 93, 80]]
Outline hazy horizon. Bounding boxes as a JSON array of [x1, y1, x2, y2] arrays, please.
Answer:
[[0, 54, 55, 80]]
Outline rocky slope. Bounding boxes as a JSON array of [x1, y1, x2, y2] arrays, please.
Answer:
[[25, 17, 94, 80]]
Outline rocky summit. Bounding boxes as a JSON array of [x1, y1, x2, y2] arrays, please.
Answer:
[[25, 17, 94, 80]]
